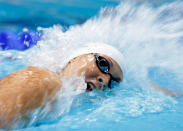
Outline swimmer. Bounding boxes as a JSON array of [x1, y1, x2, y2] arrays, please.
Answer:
[[0, 43, 125, 129], [0, 42, 177, 129]]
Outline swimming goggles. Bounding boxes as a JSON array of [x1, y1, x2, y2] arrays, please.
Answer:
[[94, 54, 120, 83]]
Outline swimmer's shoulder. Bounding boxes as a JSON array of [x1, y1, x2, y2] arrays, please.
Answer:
[[0, 66, 62, 128], [0, 66, 61, 90]]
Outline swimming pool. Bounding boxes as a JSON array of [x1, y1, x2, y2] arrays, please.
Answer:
[[0, 0, 118, 32], [0, 0, 183, 130]]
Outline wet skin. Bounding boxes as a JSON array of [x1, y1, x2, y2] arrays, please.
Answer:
[[0, 53, 123, 129], [60, 53, 123, 91]]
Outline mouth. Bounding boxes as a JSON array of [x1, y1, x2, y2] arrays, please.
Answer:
[[86, 82, 96, 92]]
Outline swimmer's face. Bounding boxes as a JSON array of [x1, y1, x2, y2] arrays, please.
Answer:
[[83, 53, 122, 91], [61, 53, 123, 91]]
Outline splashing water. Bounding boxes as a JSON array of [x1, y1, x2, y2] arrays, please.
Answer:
[[0, 1, 183, 130]]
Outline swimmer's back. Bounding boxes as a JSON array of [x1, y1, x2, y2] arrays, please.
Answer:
[[0, 66, 61, 128]]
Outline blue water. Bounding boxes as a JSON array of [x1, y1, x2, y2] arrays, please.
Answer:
[[0, 0, 118, 32], [0, 0, 183, 131]]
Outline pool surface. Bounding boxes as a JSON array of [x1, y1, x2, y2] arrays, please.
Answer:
[[0, 0, 118, 32], [0, 0, 183, 131]]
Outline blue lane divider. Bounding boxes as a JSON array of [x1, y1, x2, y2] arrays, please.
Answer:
[[0, 31, 42, 51]]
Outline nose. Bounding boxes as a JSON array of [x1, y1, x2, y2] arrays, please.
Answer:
[[96, 73, 110, 90]]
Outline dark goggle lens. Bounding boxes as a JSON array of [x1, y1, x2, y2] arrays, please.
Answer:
[[94, 54, 121, 87], [98, 59, 109, 72], [96, 55, 110, 73]]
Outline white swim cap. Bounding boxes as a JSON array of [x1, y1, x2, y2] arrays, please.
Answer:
[[67, 42, 126, 76]]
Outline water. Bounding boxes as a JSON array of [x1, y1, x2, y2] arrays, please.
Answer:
[[0, 0, 118, 32], [0, 0, 183, 130]]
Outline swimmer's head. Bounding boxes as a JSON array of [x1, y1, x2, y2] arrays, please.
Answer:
[[61, 43, 125, 91]]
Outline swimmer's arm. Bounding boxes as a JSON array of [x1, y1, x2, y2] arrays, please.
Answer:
[[150, 82, 182, 97]]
